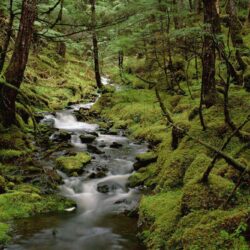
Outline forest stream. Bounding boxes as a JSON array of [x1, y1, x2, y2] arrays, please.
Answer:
[[6, 78, 146, 250]]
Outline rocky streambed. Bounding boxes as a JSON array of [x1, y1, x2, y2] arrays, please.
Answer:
[[6, 79, 148, 250]]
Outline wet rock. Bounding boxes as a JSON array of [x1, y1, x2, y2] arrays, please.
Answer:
[[99, 143, 106, 148], [107, 129, 119, 135], [97, 181, 124, 193], [88, 171, 106, 179], [87, 145, 104, 154], [79, 134, 96, 143], [34, 113, 45, 123], [42, 118, 55, 127], [88, 131, 99, 137], [110, 142, 123, 149], [133, 152, 158, 170], [51, 131, 71, 142]]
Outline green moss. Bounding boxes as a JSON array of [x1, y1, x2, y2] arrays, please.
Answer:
[[56, 152, 91, 175], [184, 153, 211, 184], [128, 163, 157, 188], [0, 126, 30, 151], [135, 151, 158, 163], [138, 190, 182, 249], [181, 174, 235, 215], [0, 176, 6, 193], [0, 191, 75, 222], [16, 114, 26, 130], [0, 223, 10, 244], [0, 149, 28, 162], [168, 208, 250, 250], [14, 184, 41, 194], [157, 148, 196, 190]]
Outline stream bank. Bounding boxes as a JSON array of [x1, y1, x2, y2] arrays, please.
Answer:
[[6, 78, 147, 250]]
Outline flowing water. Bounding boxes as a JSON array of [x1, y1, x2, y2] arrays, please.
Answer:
[[7, 78, 146, 250]]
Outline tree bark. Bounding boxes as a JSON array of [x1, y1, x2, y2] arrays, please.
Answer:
[[226, 0, 246, 71], [201, 0, 220, 107], [90, 0, 102, 89], [0, 0, 37, 127], [195, 0, 203, 14], [0, 0, 14, 73]]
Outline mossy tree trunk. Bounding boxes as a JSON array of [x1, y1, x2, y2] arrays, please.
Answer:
[[0, 0, 37, 127], [201, 0, 220, 107], [0, 0, 14, 73], [90, 0, 102, 89]]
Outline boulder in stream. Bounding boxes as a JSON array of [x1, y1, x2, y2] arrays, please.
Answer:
[[79, 134, 96, 143], [110, 142, 123, 149], [87, 144, 104, 154], [56, 152, 91, 176], [97, 181, 125, 193], [51, 131, 71, 143]]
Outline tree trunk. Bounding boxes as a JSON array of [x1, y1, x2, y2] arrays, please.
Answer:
[[0, 0, 14, 73], [226, 0, 246, 71], [195, 0, 203, 14], [248, 1, 250, 23], [0, 0, 36, 127], [173, 0, 183, 29], [226, 0, 243, 48], [90, 0, 102, 89], [201, 0, 220, 107]]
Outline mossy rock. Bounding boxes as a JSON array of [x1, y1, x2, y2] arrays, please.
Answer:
[[0, 191, 76, 222], [0, 126, 30, 151], [128, 163, 157, 188], [0, 149, 28, 163], [134, 151, 158, 170], [56, 152, 91, 175], [158, 148, 195, 190], [184, 154, 211, 184], [0, 176, 6, 194], [168, 208, 250, 250], [181, 174, 235, 215], [14, 184, 41, 194], [138, 190, 182, 249], [0, 223, 10, 245]]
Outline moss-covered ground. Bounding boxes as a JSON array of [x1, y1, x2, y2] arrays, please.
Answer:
[[92, 51, 250, 249], [0, 43, 97, 244]]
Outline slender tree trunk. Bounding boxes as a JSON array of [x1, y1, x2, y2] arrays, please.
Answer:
[[0, 0, 37, 127], [188, 0, 193, 11], [195, 0, 203, 14], [226, 0, 247, 71], [172, 0, 183, 29], [248, 1, 250, 23], [226, 0, 243, 48], [0, 0, 14, 73], [90, 0, 102, 89], [201, 0, 220, 107]]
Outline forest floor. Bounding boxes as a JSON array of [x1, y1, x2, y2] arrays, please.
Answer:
[[0, 44, 250, 249], [92, 56, 250, 249], [0, 45, 98, 245]]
